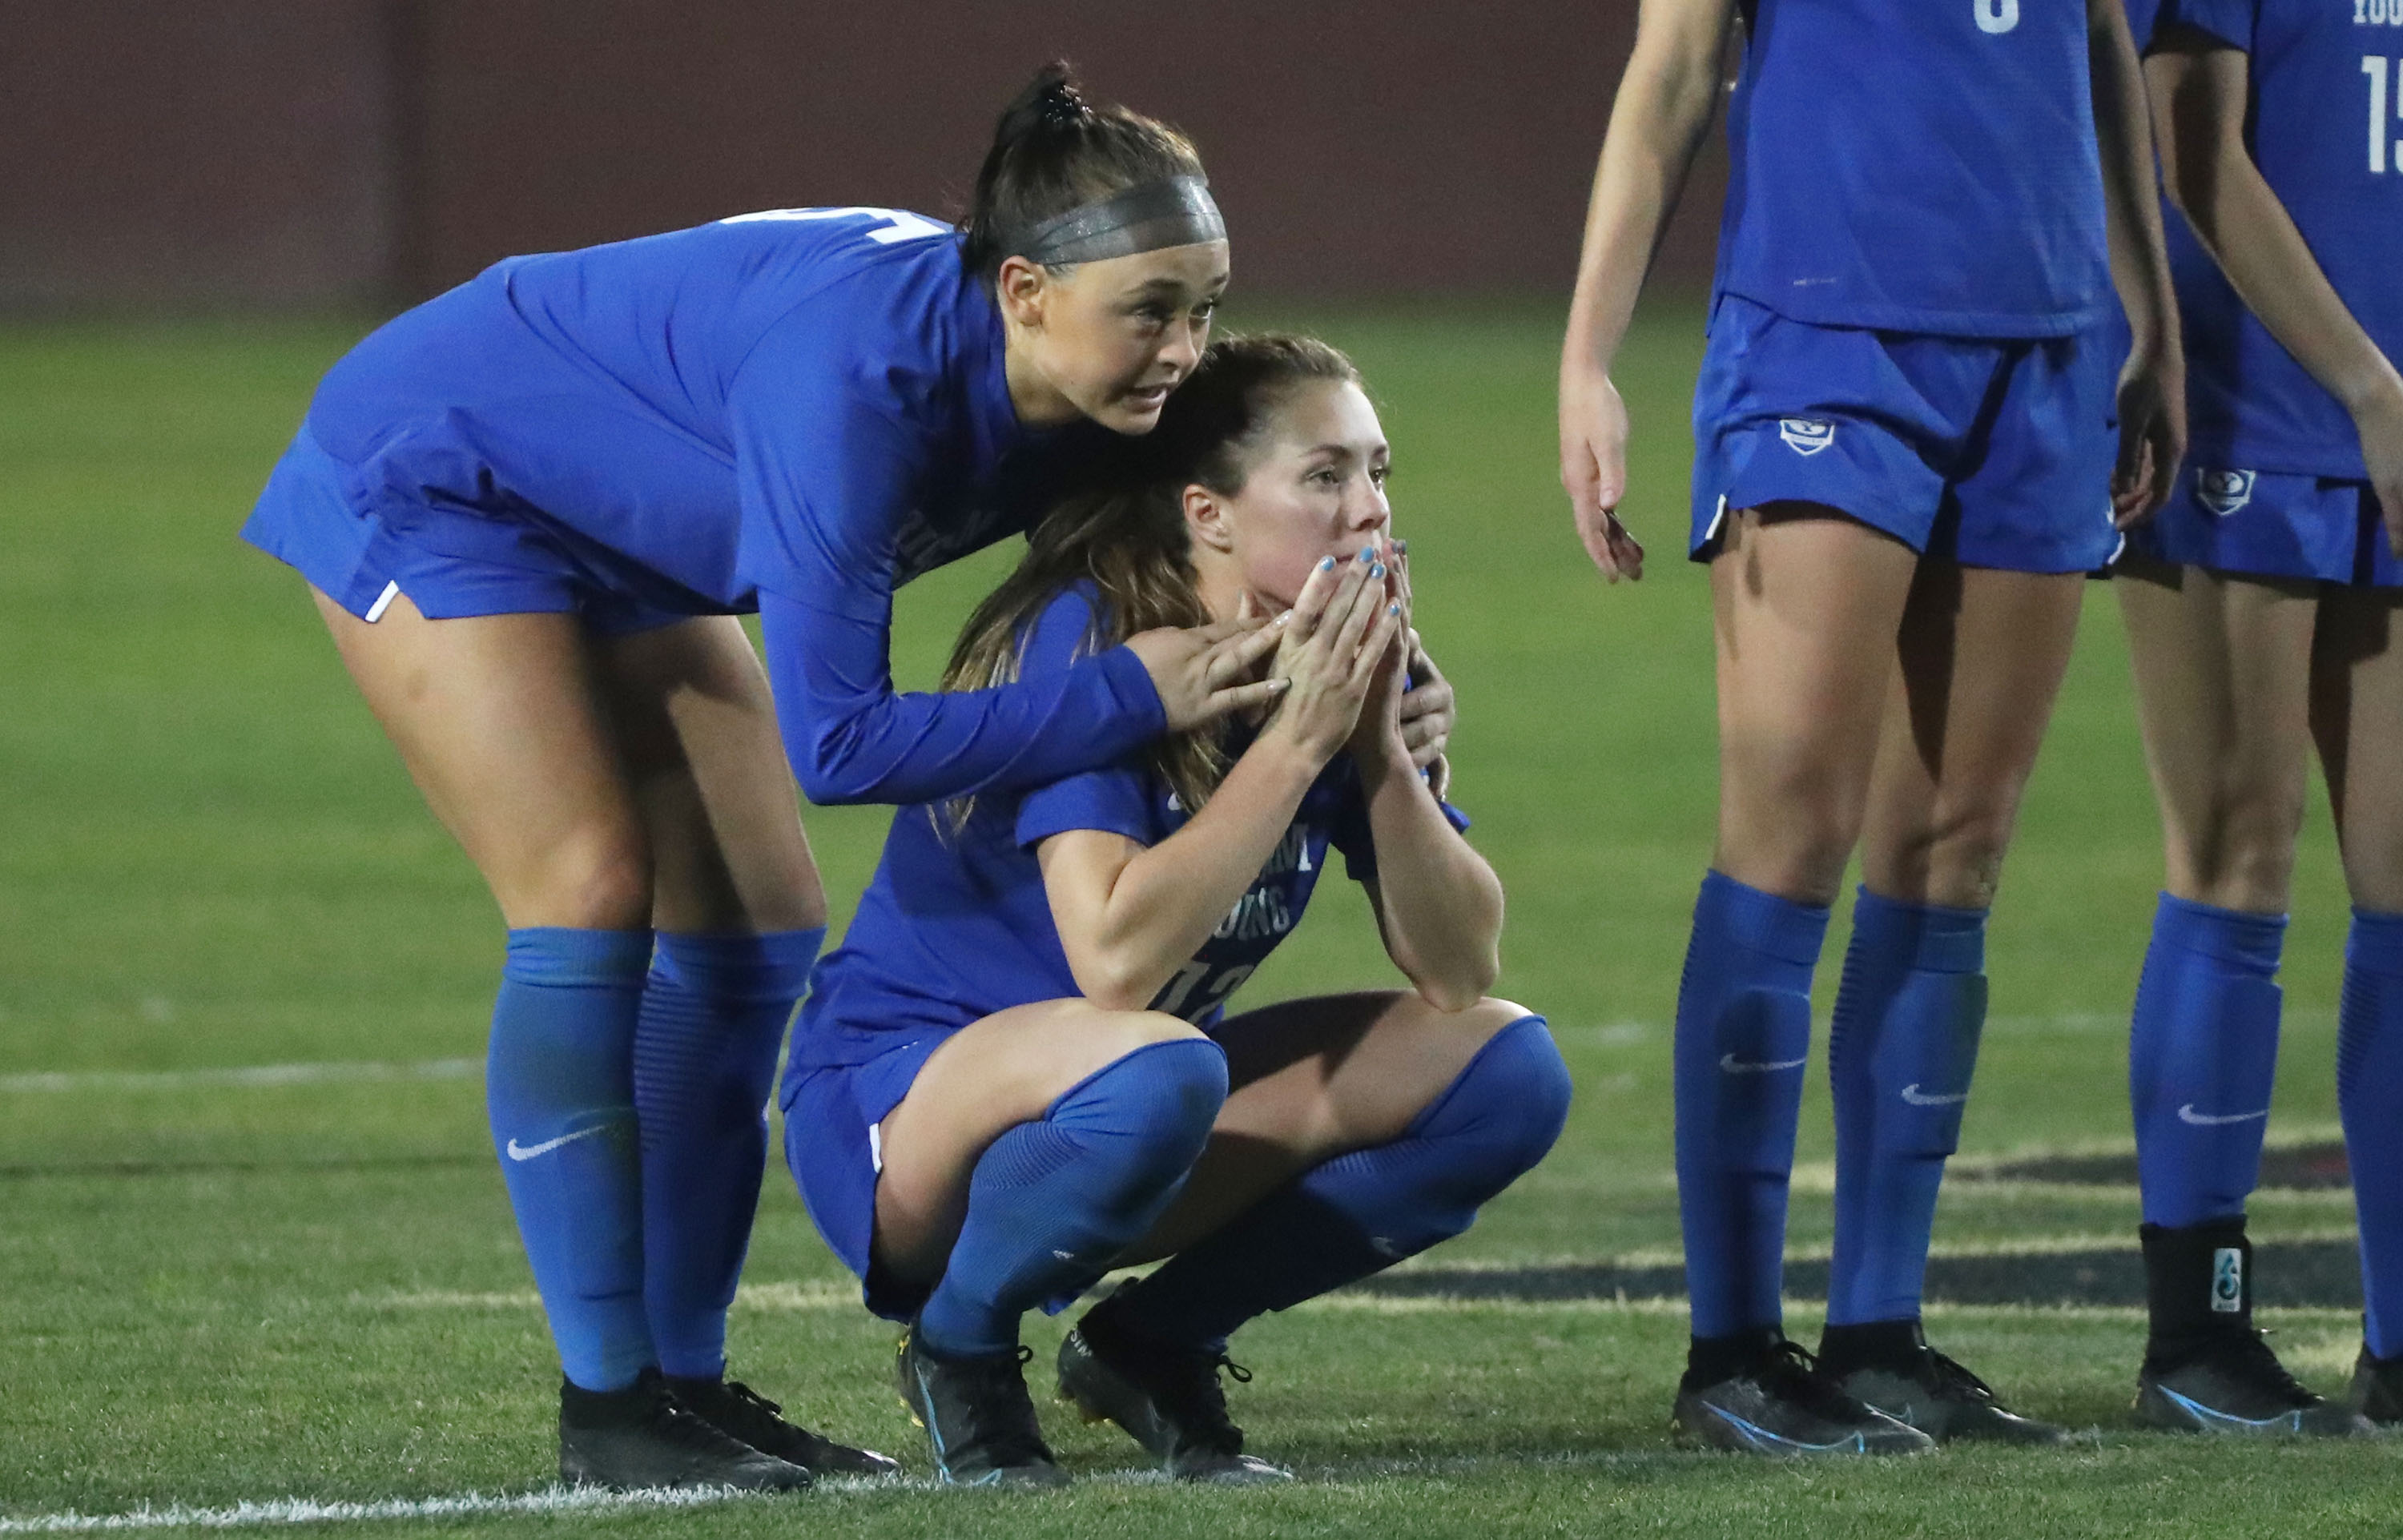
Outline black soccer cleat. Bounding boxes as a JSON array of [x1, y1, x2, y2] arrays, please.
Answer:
[[1057, 1293, 1292, 1485], [1819, 1320, 2068, 1446], [893, 1329, 1070, 1489], [2346, 1343, 2403, 1426], [2135, 1218, 2372, 1436], [2136, 1333, 2375, 1437], [662, 1372, 902, 1479], [1672, 1334, 1935, 1456], [557, 1369, 815, 1491]]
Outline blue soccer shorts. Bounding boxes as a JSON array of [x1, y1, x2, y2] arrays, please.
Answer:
[[2119, 463, 2399, 589], [240, 427, 709, 635], [1689, 295, 2120, 573]]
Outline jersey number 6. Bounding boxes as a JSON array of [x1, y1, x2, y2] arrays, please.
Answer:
[[1974, 0, 2019, 34]]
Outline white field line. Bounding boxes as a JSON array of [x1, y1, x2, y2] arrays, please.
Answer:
[[359, 1280, 858, 1313], [0, 1060, 480, 1095], [0, 1484, 778, 1534]]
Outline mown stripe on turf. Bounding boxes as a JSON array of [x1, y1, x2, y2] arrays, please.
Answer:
[[1350, 1236, 2371, 1310]]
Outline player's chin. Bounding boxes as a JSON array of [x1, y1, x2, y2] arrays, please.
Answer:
[[1105, 384, 1174, 433]]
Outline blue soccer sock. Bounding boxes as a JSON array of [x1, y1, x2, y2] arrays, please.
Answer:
[[915, 1038, 1228, 1359], [1825, 888, 1988, 1329], [1674, 871, 1829, 1342], [2129, 893, 2287, 1228], [2341, 908, 2403, 1358], [1109, 1015, 1572, 1353], [486, 927, 657, 1391], [634, 927, 823, 1381]]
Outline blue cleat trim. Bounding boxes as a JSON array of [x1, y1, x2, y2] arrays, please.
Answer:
[[2157, 1384, 2301, 1433], [1701, 1398, 1868, 1454]]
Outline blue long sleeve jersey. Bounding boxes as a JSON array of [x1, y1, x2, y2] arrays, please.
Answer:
[[300, 206, 1164, 806]]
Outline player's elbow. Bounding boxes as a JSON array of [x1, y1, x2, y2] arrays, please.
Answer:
[[1064, 942, 1170, 1015], [788, 724, 891, 806]]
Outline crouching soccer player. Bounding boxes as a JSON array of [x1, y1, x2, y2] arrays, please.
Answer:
[[782, 336, 1568, 1487], [2110, 0, 2403, 1435]]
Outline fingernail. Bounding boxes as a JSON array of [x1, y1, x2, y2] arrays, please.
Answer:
[[1371, 564, 1386, 579], [1275, 611, 1292, 625], [1394, 539, 1409, 556], [1358, 545, 1375, 561], [1388, 602, 1400, 615], [1318, 556, 1335, 572]]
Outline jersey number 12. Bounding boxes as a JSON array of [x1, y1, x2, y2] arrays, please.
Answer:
[[2368, 57, 2402, 175]]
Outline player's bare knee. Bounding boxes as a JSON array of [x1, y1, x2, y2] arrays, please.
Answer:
[[2170, 782, 2305, 911], [523, 829, 654, 931]]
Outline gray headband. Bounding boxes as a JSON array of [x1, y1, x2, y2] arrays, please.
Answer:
[[1006, 175, 1226, 266]]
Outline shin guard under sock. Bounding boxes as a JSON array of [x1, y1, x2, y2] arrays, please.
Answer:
[[634, 927, 823, 1380], [1825, 889, 1988, 1329], [1110, 1015, 1572, 1352], [914, 1038, 1227, 1358], [2130, 894, 2286, 1228], [2341, 909, 2403, 1358], [487, 927, 655, 1391], [1674, 872, 1829, 1342]]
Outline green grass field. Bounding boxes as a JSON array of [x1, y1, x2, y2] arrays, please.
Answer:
[[0, 303, 2388, 1536]]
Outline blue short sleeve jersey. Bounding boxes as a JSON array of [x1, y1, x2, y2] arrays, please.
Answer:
[[268, 209, 1163, 805], [2145, 0, 2403, 479], [786, 582, 1468, 1083], [1717, 0, 2113, 336]]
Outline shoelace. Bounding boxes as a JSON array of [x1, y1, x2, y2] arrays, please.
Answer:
[[1922, 1350, 2002, 1405], [1754, 1339, 1872, 1421], [2224, 1329, 2320, 1408], [940, 1345, 1053, 1466], [1146, 1350, 1252, 1455]]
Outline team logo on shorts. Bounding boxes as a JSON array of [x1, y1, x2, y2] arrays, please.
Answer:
[[1778, 418, 1836, 456], [2195, 468, 2256, 517]]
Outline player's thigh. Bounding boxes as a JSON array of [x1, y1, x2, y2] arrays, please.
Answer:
[[1709, 506, 1920, 903], [2114, 558, 2317, 912], [593, 614, 825, 935], [311, 586, 650, 930], [1855, 557, 2087, 908], [871, 999, 1207, 1284], [2312, 587, 2403, 911], [1125, 990, 1532, 1263]]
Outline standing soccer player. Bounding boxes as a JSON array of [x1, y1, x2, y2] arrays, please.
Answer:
[[239, 66, 1293, 1490], [1560, 0, 2185, 1450], [2112, 0, 2403, 1435]]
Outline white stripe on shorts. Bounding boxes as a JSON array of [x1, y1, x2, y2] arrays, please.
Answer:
[[363, 581, 401, 623]]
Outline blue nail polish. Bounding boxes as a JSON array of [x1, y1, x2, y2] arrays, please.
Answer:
[[1318, 556, 1335, 572], [1358, 545, 1375, 561], [1371, 563, 1386, 579], [1388, 602, 1400, 615]]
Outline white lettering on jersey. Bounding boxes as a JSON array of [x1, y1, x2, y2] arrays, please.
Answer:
[[718, 206, 952, 244]]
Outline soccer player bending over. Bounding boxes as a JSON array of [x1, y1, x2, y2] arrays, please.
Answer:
[[2110, 0, 2403, 1435], [235, 66, 1317, 1490], [781, 336, 1569, 1488], [1560, 0, 2185, 1451]]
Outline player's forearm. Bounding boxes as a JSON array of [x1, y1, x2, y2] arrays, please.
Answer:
[[2151, 57, 2403, 419], [1065, 740, 1321, 1010], [2090, 0, 2179, 357], [1564, 0, 1733, 374], [1355, 748, 1503, 1012]]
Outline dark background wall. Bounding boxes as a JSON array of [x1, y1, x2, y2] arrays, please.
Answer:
[[2, 0, 1728, 312]]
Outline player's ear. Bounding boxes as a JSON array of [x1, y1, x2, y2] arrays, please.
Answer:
[[995, 256, 1051, 329], [1183, 482, 1235, 555]]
